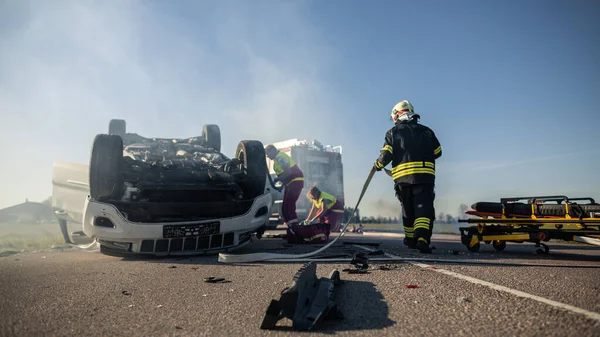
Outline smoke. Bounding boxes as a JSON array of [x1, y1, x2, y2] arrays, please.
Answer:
[[370, 198, 401, 219], [0, 0, 338, 208]]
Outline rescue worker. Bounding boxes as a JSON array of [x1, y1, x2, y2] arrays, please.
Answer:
[[265, 145, 304, 227], [305, 184, 345, 232], [373, 100, 442, 254]]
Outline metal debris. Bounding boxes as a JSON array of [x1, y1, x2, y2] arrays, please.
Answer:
[[260, 262, 343, 331], [203, 277, 230, 283]]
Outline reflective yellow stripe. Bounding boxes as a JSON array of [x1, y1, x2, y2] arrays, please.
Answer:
[[392, 168, 435, 180], [434, 146, 441, 155], [391, 161, 435, 172], [405, 232, 414, 238], [303, 233, 326, 242], [415, 217, 430, 223], [414, 224, 430, 230], [331, 209, 345, 213], [392, 161, 430, 172], [381, 145, 393, 154], [287, 177, 304, 185], [375, 161, 384, 169]]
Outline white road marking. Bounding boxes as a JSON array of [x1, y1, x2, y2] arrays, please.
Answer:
[[352, 245, 600, 323]]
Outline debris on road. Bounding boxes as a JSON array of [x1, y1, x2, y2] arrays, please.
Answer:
[[377, 264, 404, 271], [203, 277, 230, 284], [260, 262, 343, 331], [342, 252, 370, 274], [122, 290, 131, 296], [350, 252, 369, 270], [168, 265, 177, 269], [404, 285, 420, 289], [457, 297, 472, 303]]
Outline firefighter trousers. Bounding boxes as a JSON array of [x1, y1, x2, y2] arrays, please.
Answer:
[[395, 183, 435, 244], [282, 180, 304, 224]]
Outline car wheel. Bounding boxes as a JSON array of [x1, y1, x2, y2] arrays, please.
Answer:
[[235, 140, 267, 199], [109, 119, 126, 138], [202, 124, 221, 152], [89, 134, 124, 201]]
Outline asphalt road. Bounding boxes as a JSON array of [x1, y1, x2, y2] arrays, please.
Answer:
[[1, 231, 600, 337]]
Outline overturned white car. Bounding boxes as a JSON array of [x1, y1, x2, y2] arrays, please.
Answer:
[[52, 120, 273, 256]]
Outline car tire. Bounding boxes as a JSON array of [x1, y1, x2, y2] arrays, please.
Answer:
[[202, 124, 221, 152], [235, 140, 267, 199], [89, 134, 124, 201], [109, 119, 126, 138]]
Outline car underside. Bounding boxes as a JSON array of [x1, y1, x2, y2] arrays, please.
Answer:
[[66, 120, 272, 256]]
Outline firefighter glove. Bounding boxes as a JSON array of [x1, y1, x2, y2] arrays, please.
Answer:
[[373, 161, 383, 171]]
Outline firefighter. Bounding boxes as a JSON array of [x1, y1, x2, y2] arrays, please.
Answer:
[[265, 144, 304, 227], [373, 100, 442, 254], [305, 184, 345, 232]]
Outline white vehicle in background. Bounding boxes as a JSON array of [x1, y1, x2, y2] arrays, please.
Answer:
[[52, 119, 273, 256], [265, 138, 345, 228]]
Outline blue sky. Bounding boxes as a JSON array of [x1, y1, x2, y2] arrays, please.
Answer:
[[0, 0, 598, 218]]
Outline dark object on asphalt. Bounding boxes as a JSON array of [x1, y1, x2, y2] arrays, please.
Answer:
[[168, 265, 177, 269], [203, 277, 229, 283], [342, 240, 381, 247], [121, 290, 131, 296], [342, 252, 370, 274], [255, 225, 267, 240], [404, 284, 420, 289], [260, 262, 343, 331], [342, 268, 370, 274], [350, 252, 369, 271]]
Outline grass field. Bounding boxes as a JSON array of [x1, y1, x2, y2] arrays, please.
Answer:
[[0, 222, 67, 253]]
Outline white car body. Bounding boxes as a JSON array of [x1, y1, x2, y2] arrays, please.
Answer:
[[52, 159, 274, 255], [83, 190, 272, 255]]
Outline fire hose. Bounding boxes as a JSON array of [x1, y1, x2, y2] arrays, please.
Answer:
[[218, 167, 378, 263]]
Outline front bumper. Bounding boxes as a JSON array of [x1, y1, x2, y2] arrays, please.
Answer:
[[81, 192, 272, 256]]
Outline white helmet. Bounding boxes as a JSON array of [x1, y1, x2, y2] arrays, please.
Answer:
[[390, 100, 418, 122]]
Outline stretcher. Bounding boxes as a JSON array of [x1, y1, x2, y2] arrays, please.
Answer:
[[457, 195, 600, 253]]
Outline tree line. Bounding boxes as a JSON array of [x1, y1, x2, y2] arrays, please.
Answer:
[[342, 204, 470, 225]]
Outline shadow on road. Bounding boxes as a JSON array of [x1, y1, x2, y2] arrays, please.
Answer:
[[262, 279, 396, 333]]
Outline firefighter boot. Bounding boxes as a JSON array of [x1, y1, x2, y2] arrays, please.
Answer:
[[416, 237, 432, 254], [403, 237, 417, 249]]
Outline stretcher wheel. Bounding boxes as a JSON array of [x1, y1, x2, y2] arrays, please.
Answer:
[[492, 240, 506, 251], [467, 242, 480, 253], [535, 243, 549, 254]]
